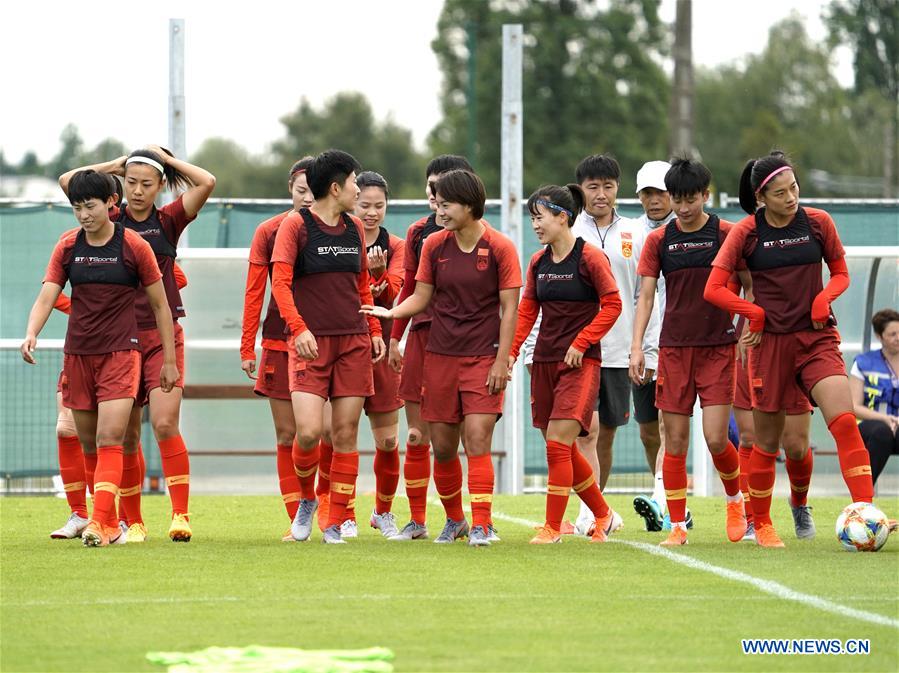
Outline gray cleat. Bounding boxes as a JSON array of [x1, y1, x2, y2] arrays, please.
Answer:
[[434, 518, 469, 543], [50, 512, 89, 539], [389, 520, 429, 541], [486, 524, 501, 542], [370, 510, 400, 538], [742, 520, 756, 542], [291, 498, 318, 541], [322, 524, 346, 544], [468, 525, 491, 547], [790, 501, 816, 539]]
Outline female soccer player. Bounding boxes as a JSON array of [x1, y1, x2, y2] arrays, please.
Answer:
[[630, 158, 747, 546], [60, 147, 215, 542], [271, 149, 385, 545], [704, 151, 883, 548], [241, 157, 314, 541], [387, 155, 474, 541], [363, 169, 521, 546], [509, 184, 622, 544], [22, 170, 177, 547]]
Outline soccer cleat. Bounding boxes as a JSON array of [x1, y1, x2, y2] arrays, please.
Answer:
[[388, 521, 429, 541], [340, 519, 358, 538], [50, 512, 89, 539], [125, 523, 148, 543], [726, 500, 748, 542], [322, 524, 346, 544], [660, 525, 688, 546], [574, 501, 594, 536], [633, 495, 663, 532], [468, 525, 491, 546], [754, 523, 785, 548], [560, 520, 576, 535], [434, 518, 469, 543], [169, 513, 192, 542], [111, 520, 128, 545], [291, 498, 318, 541], [281, 529, 295, 543], [742, 521, 756, 542], [661, 513, 671, 531], [685, 508, 694, 529], [789, 501, 816, 539], [487, 524, 501, 542], [370, 510, 400, 538], [316, 492, 330, 532], [530, 525, 562, 544], [591, 511, 615, 542], [82, 521, 111, 547], [889, 519, 898, 533]]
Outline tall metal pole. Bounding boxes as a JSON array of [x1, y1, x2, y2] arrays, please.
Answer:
[[169, 18, 187, 246], [500, 24, 524, 495], [669, 0, 694, 158]]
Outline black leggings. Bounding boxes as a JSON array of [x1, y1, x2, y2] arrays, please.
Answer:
[[859, 419, 899, 484]]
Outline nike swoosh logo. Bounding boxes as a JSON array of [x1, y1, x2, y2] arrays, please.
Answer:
[[438, 258, 449, 263]]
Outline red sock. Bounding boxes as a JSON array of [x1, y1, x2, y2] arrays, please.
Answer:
[[57, 435, 88, 518], [327, 451, 359, 528], [137, 444, 146, 487], [403, 443, 431, 525], [748, 445, 777, 526], [570, 443, 610, 518], [346, 486, 356, 522], [158, 435, 190, 516], [374, 448, 400, 514], [434, 456, 464, 521], [738, 444, 753, 524], [545, 440, 573, 531], [292, 440, 320, 501], [467, 454, 494, 530], [663, 453, 688, 524], [84, 452, 98, 496], [277, 443, 301, 519], [785, 448, 814, 507], [315, 440, 333, 497], [828, 412, 874, 503], [711, 441, 741, 497], [119, 451, 143, 525], [91, 445, 123, 528]]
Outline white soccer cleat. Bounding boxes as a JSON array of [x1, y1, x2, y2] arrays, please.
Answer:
[[370, 510, 400, 538], [340, 519, 358, 538], [574, 501, 594, 536], [50, 512, 89, 539]]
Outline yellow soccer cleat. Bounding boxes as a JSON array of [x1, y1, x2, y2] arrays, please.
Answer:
[[126, 523, 148, 543], [168, 513, 192, 542], [529, 525, 562, 544]]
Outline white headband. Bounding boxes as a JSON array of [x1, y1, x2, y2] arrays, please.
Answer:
[[126, 156, 165, 174]]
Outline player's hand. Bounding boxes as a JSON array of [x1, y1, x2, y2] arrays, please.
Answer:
[[295, 329, 318, 361], [741, 329, 763, 350], [388, 338, 403, 373], [367, 247, 387, 277], [643, 368, 655, 383], [360, 304, 393, 320], [812, 319, 827, 330], [21, 335, 37, 364], [241, 358, 258, 380], [371, 336, 386, 364], [886, 415, 899, 434], [110, 155, 127, 176], [628, 349, 645, 385], [507, 355, 517, 372], [370, 280, 388, 298], [145, 143, 171, 161], [486, 357, 511, 395], [564, 346, 585, 369], [160, 362, 179, 393]]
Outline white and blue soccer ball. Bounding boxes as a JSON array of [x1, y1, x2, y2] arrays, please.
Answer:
[[835, 502, 890, 552]]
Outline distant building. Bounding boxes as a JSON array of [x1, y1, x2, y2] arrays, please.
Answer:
[[0, 175, 64, 201]]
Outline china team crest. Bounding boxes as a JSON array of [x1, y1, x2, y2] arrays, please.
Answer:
[[621, 231, 633, 258], [476, 248, 489, 271]]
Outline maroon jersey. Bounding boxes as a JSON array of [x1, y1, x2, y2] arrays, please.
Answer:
[[44, 224, 162, 355], [416, 225, 522, 357], [271, 208, 369, 336], [403, 213, 443, 331], [639, 215, 738, 347], [112, 196, 194, 329], [249, 210, 292, 342], [524, 238, 617, 362], [712, 207, 845, 333]]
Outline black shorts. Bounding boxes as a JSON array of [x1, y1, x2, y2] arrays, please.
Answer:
[[597, 367, 658, 427]]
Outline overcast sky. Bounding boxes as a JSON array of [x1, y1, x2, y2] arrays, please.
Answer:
[[1, 0, 850, 164]]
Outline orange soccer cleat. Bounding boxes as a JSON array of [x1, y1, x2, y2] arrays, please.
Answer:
[[660, 526, 688, 546], [81, 520, 119, 547], [726, 500, 748, 543], [754, 523, 785, 548], [317, 493, 330, 532], [530, 525, 562, 544]]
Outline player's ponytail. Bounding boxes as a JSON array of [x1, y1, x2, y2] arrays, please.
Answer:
[[738, 159, 758, 215], [527, 184, 583, 227], [565, 183, 585, 223], [125, 147, 194, 193], [739, 150, 794, 215]]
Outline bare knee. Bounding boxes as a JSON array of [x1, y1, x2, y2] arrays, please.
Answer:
[[152, 416, 180, 441], [56, 414, 77, 439], [96, 429, 126, 447], [781, 433, 809, 460], [377, 435, 398, 451], [122, 423, 142, 452], [331, 423, 359, 451]]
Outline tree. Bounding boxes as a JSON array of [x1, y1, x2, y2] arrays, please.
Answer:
[[190, 137, 283, 198], [47, 124, 85, 179], [429, 0, 670, 194]]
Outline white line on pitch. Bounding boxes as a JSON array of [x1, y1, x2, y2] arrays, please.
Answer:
[[487, 509, 899, 631]]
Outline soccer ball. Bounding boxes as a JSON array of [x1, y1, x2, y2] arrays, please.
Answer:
[[835, 502, 889, 552]]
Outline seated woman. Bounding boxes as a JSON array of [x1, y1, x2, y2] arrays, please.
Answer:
[[850, 308, 899, 485]]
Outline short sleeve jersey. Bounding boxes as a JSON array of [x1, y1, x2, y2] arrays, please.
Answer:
[[416, 224, 522, 357], [523, 238, 618, 363], [113, 196, 194, 330], [712, 207, 845, 333], [44, 225, 162, 355], [249, 209, 292, 341], [403, 213, 443, 331], [638, 214, 738, 347]]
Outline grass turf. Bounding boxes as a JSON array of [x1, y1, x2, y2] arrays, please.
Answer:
[[1, 494, 897, 672]]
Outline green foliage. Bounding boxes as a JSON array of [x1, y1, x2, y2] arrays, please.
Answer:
[[825, 0, 898, 99], [190, 137, 284, 199]]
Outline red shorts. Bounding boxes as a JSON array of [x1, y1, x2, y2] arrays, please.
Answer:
[[530, 360, 600, 435], [398, 326, 429, 403], [57, 370, 64, 394], [748, 329, 842, 414], [733, 352, 753, 411], [253, 347, 291, 401], [287, 333, 374, 399], [421, 352, 504, 424], [136, 322, 185, 406], [365, 356, 403, 415], [656, 344, 735, 416], [61, 350, 141, 411]]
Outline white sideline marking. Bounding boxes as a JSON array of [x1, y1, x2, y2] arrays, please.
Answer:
[[488, 509, 899, 631], [12, 596, 241, 607]]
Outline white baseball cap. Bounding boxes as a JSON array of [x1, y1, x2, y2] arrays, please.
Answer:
[[635, 160, 672, 194]]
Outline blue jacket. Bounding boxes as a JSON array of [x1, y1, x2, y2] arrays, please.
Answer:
[[854, 350, 899, 416]]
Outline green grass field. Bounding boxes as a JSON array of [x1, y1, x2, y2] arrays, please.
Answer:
[[2, 494, 897, 673]]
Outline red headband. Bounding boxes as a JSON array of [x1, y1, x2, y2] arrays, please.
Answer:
[[755, 165, 791, 195]]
